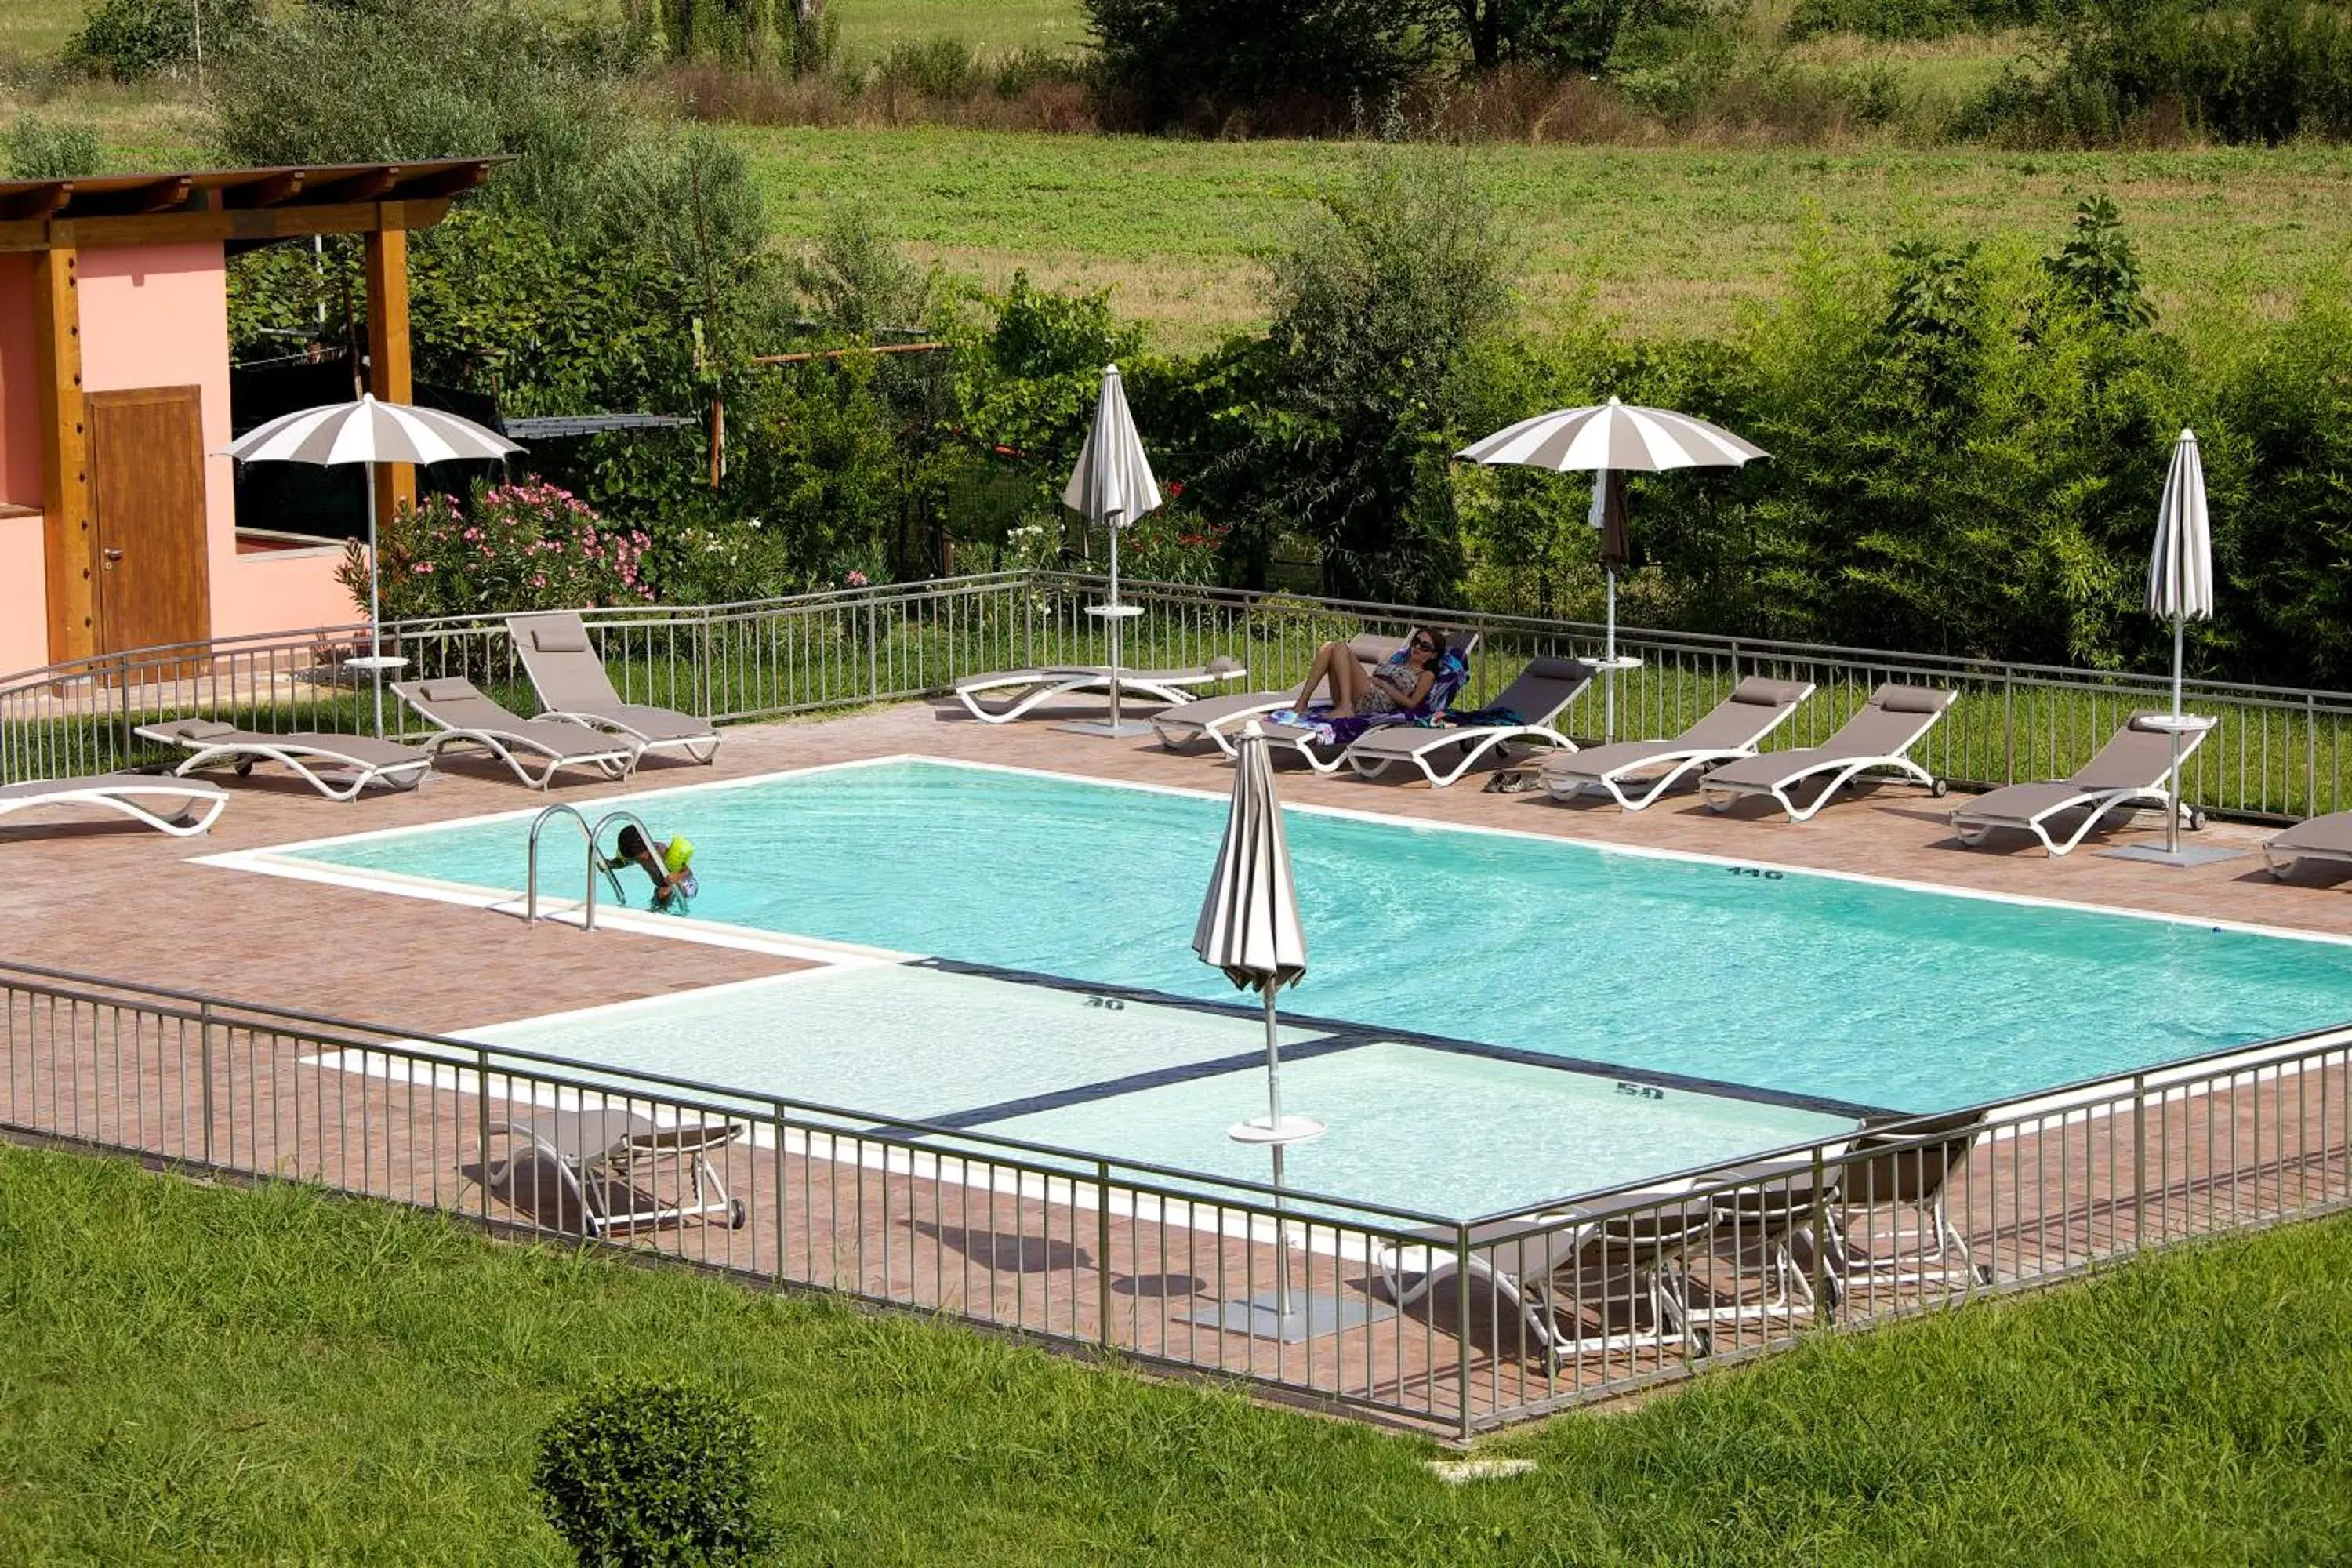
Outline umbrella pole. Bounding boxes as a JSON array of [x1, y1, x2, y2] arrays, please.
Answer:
[[1262, 984, 1292, 1323], [367, 462, 383, 739], [1604, 567, 1617, 744], [1108, 522, 1123, 735], [2167, 610, 2185, 855]]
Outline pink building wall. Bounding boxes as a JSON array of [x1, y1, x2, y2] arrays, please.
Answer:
[[0, 254, 45, 673], [0, 245, 359, 677]]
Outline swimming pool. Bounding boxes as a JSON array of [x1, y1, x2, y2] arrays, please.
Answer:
[[275, 757, 2352, 1102]]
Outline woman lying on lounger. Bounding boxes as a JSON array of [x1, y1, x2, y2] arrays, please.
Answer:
[[1264, 629, 1467, 750], [1287, 627, 1448, 719], [604, 824, 698, 910]]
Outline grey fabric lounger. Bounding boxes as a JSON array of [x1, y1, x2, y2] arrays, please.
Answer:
[[1149, 633, 1406, 752], [1375, 1193, 1719, 1367], [1700, 683, 1955, 822], [1948, 711, 2208, 856], [136, 717, 433, 800], [1534, 675, 1816, 810], [1342, 656, 1597, 788], [954, 657, 1247, 724], [0, 772, 227, 837], [2263, 811, 2352, 882], [508, 612, 720, 765], [485, 1107, 746, 1237], [394, 677, 641, 789]]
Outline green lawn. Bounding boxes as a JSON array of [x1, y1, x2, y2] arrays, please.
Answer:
[[3, 1141, 2349, 1564], [738, 127, 2352, 350]]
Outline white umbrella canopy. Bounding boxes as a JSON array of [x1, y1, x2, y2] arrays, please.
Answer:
[[223, 394, 522, 735], [1060, 364, 1163, 737], [1457, 395, 1766, 473]]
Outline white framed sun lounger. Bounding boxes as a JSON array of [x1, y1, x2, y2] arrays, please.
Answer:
[[394, 677, 641, 790], [1342, 655, 1595, 788], [136, 717, 433, 801], [1948, 711, 2208, 856], [1537, 676, 1816, 810], [1150, 633, 1406, 752], [485, 1107, 746, 1237], [508, 612, 720, 765], [2263, 811, 2352, 881], [1374, 1189, 1716, 1366], [1700, 683, 1955, 822], [954, 657, 1247, 724], [0, 772, 227, 837]]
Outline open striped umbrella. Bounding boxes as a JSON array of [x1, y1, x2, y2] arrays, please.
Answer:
[[1061, 365, 1163, 736], [224, 394, 521, 735], [1194, 720, 1312, 1323], [1461, 396, 1766, 737], [2147, 429, 2215, 854]]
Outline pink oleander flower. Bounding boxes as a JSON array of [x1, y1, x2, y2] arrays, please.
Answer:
[[845, 569, 869, 587]]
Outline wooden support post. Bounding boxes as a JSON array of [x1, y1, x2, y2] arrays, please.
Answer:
[[31, 231, 92, 662], [363, 218, 414, 524]]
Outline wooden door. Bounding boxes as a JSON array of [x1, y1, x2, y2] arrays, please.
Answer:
[[88, 386, 212, 659]]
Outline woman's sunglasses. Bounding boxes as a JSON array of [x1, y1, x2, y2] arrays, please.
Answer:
[[1411, 637, 1439, 654]]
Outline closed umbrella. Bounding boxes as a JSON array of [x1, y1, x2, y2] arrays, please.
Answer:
[[1189, 720, 1329, 1338], [224, 394, 521, 735], [1060, 364, 1162, 738], [1460, 397, 1765, 739], [2140, 429, 2218, 860]]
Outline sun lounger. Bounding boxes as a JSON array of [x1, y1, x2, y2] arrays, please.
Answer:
[[1341, 655, 1598, 787], [1376, 1189, 1719, 1366], [485, 1107, 746, 1237], [1700, 683, 1954, 822], [1149, 633, 1406, 752], [508, 612, 720, 765], [393, 678, 641, 789], [954, 656, 1248, 724], [1948, 711, 2208, 855], [136, 717, 434, 801], [0, 771, 227, 837], [2264, 811, 2352, 882], [1526, 676, 1816, 809]]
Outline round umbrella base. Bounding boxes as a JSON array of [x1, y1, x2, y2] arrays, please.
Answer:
[[1227, 1115, 1325, 1147]]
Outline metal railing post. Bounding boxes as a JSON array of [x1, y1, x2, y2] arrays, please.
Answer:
[[476, 1047, 495, 1222], [774, 1099, 789, 1290], [2132, 1072, 2148, 1250], [1810, 1145, 1832, 1323], [2002, 667, 2016, 784], [1456, 1222, 1475, 1441], [2307, 693, 2320, 815], [1097, 1159, 1114, 1350], [198, 1000, 216, 1167], [866, 599, 878, 702]]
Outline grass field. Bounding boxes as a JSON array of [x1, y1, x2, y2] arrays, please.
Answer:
[[739, 128, 2352, 348], [4, 1141, 2350, 1564]]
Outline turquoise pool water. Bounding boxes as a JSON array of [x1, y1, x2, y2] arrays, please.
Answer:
[[459, 967, 1854, 1218], [288, 758, 2352, 1116]]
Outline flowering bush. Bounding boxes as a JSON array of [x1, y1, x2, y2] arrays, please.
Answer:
[[340, 481, 656, 622]]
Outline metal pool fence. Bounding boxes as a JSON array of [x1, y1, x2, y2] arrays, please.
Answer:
[[4, 959, 2347, 1434], [9, 572, 2352, 822]]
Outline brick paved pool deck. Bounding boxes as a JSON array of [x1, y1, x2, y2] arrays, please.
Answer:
[[5, 694, 2350, 1432]]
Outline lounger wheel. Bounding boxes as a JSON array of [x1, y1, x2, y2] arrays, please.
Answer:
[[1688, 1327, 1713, 1359], [234, 759, 254, 777], [1929, 778, 1947, 798], [2187, 808, 2207, 832], [730, 1198, 747, 1230]]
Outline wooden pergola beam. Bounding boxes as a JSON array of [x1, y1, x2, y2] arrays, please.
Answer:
[[30, 233, 91, 662], [365, 226, 414, 522]]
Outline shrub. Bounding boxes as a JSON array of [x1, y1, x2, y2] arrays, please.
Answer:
[[343, 482, 655, 622], [2, 116, 102, 179], [64, 0, 256, 81], [1085, 0, 1436, 131], [532, 1377, 773, 1568]]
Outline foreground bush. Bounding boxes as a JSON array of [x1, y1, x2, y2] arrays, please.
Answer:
[[533, 1378, 774, 1567]]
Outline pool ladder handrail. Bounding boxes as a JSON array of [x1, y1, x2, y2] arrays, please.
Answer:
[[525, 804, 657, 931]]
